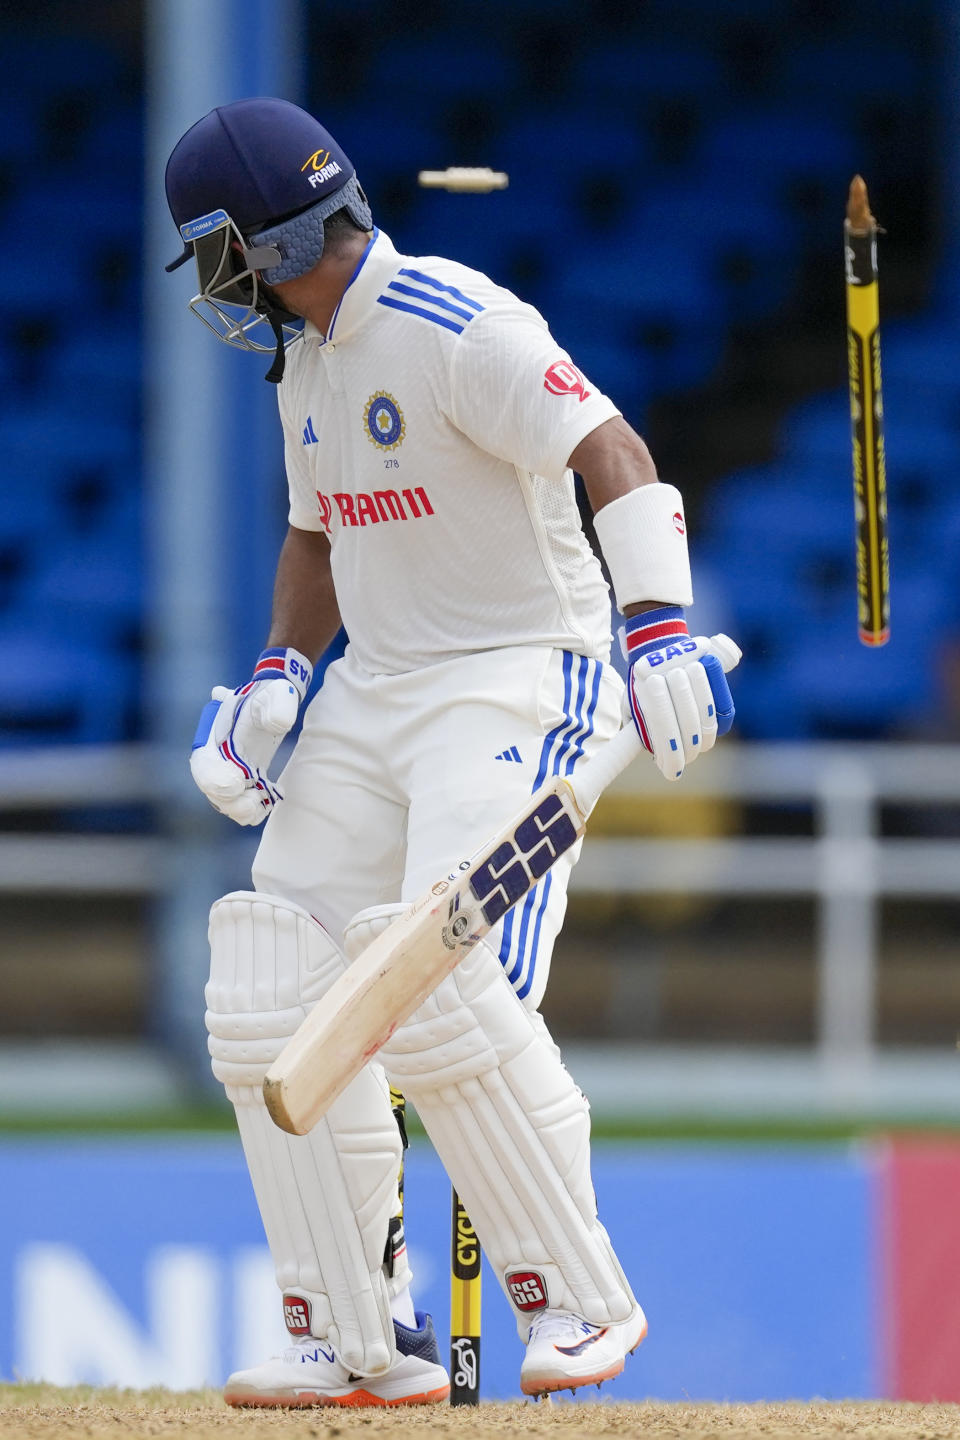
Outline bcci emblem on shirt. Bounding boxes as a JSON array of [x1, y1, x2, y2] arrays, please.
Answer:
[[364, 392, 405, 450]]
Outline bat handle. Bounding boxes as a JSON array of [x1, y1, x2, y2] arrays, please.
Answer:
[[568, 723, 644, 817]]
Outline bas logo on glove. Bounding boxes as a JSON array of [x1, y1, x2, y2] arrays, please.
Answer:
[[190, 646, 313, 826], [646, 640, 697, 665], [621, 606, 740, 782]]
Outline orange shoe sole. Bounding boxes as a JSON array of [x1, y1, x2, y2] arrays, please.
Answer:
[[225, 1382, 450, 1408], [520, 1315, 649, 1397], [521, 1358, 624, 1396]]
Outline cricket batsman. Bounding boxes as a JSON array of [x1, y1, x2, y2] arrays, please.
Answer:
[[164, 97, 740, 1407]]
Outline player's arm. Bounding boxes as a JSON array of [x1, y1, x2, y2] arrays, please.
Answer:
[[570, 416, 658, 619], [570, 414, 657, 514], [189, 526, 340, 826], [267, 524, 342, 660], [570, 415, 740, 781], [445, 308, 739, 777]]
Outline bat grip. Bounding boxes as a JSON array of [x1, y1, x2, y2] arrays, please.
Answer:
[[568, 724, 644, 817]]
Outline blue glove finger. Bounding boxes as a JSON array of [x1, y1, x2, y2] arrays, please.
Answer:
[[192, 698, 222, 751], [700, 653, 735, 736]]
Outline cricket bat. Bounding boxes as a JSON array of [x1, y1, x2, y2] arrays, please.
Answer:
[[263, 635, 738, 1135]]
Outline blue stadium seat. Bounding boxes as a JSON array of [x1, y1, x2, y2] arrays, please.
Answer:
[[453, 0, 583, 16], [776, 41, 924, 111], [628, 179, 799, 322], [706, 472, 852, 559], [45, 330, 142, 422], [714, 501, 853, 615], [0, 403, 137, 478], [0, 243, 90, 323], [495, 109, 651, 209], [365, 33, 520, 110], [554, 239, 725, 394], [557, 237, 719, 324], [569, 40, 726, 111], [3, 182, 140, 250], [705, 460, 948, 737], [780, 394, 960, 553], [26, 527, 142, 646], [779, 394, 851, 466], [881, 322, 960, 406], [694, 540, 799, 633], [401, 187, 535, 283], [884, 418, 960, 476], [560, 335, 654, 430], [732, 627, 916, 742], [76, 104, 144, 172], [0, 454, 62, 546], [305, 0, 385, 12], [0, 96, 41, 165], [0, 334, 16, 392], [702, 109, 859, 193], [643, 0, 802, 22], [0, 32, 127, 96], [778, 599, 937, 738], [727, 665, 808, 741], [329, 108, 444, 194], [0, 619, 136, 745]]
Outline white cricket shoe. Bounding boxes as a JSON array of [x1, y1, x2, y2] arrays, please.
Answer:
[[224, 1312, 450, 1408], [520, 1303, 648, 1396]]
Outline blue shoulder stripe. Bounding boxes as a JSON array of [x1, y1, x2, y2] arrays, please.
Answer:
[[385, 279, 477, 323], [397, 267, 485, 311], [376, 295, 465, 333]]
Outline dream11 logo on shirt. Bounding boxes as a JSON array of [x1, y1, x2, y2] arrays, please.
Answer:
[[315, 487, 435, 531], [543, 360, 591, 403]]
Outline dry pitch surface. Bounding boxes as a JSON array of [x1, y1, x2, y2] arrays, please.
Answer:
[[2, 1390, 960, 1440]]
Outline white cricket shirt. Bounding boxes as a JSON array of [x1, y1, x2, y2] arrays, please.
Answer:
[[279, 228, 620, 674]]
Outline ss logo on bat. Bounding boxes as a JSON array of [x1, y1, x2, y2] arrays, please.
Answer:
[[470, 794, 578, 926]]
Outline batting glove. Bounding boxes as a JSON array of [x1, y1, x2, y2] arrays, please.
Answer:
[[189, 647, 313, 825], [623, 607, 741, 782]]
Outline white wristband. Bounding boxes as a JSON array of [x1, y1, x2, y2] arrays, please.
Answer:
[[592, 482, 694, 611]]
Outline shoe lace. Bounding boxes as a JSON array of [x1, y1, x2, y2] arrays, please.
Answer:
[[528, 1309, 595, 1344], [281, 1335, 337, 1363]]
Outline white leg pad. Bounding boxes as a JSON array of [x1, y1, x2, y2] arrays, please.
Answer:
[[345, 904, 636, 1337], [206, 891, 404, 1375]]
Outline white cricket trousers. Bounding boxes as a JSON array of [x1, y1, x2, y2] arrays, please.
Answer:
[[253, 643, 622, 1010]]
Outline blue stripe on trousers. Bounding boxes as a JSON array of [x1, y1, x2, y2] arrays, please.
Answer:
[[501, 654, 600, 998]]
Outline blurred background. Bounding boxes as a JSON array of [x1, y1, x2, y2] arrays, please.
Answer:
[[1, 0, 959, 1404]]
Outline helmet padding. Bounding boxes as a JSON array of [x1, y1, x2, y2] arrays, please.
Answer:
[[252, 176, 373, 285]]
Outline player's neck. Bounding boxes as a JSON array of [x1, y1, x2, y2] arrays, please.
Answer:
[[271, 232, 372, 338]]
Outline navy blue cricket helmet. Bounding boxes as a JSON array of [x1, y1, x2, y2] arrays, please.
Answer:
[[164, 98, 373, 380]]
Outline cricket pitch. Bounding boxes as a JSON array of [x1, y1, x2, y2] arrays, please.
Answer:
[[2, 1388, 959, 1440]]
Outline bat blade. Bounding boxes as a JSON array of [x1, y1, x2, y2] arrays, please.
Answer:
[[263, 723, 642, 1135]]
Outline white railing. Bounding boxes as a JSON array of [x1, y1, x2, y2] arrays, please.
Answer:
[[573, 741, 960, 1088], [2, 741, 958, 1113]]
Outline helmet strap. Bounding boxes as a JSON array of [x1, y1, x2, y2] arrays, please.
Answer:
[[263, 309, 288, 383]]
